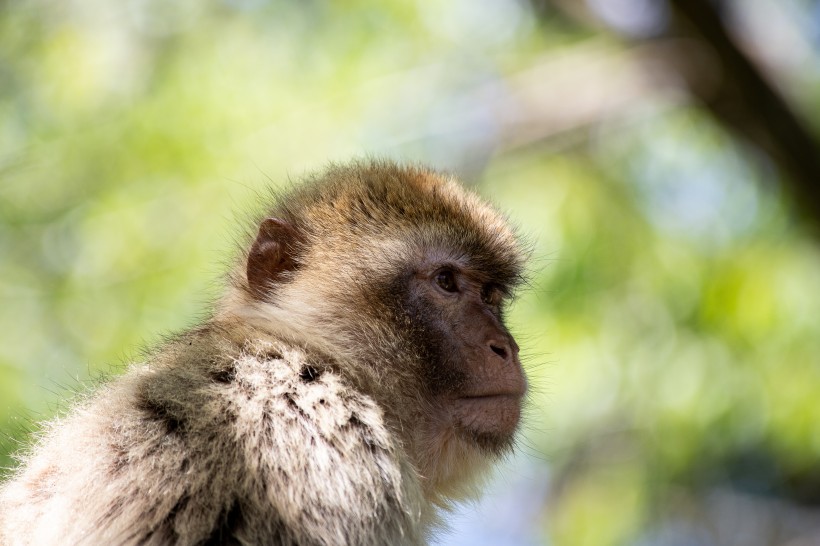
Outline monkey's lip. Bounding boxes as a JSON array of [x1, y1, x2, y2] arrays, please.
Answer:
[[450, 393, 523, 438], [456, 384, 526, 402]]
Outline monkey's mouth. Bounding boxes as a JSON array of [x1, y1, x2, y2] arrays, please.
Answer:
[[450, 394, 522, 445]]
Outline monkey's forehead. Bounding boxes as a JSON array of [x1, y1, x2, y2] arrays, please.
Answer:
[[271, 161, 525, 275]]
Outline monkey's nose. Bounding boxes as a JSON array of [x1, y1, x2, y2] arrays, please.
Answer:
[[487, 335, 520, 363], [488, 341, 511, 361]]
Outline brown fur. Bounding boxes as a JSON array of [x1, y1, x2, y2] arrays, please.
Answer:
[[0, 161, 526, 545]]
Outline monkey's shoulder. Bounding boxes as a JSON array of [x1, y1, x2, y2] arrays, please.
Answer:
[[134, 338, 423, 544], [0, 337, 422, 545], [128, 332, 396, 456], [220, 340, 397, 451], [135, 334, 403, 468]]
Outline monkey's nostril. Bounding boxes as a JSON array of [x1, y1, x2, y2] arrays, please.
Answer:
[[490, 344, 508, 360]]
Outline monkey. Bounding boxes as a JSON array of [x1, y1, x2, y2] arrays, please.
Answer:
[[0, 160, 528, 545]]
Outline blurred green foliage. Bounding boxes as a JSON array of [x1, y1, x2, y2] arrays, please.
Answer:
[[2, 0, 820, 544]]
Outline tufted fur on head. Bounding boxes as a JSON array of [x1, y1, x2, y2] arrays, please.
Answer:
[[0, 160, 527, 545]]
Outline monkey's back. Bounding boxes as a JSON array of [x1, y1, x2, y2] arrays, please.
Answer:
[[0, 325, 423, 546]]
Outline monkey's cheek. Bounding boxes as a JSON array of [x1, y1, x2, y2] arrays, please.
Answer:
[[450, 395, 522, 439]]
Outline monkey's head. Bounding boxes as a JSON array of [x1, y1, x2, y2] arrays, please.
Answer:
[[230, 161, 527, 498]]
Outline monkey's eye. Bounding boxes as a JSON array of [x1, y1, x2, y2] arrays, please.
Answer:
[[434, 269, 459, 293]]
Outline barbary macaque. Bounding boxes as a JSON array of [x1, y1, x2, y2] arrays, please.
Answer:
[[0, 161, 528, 545]]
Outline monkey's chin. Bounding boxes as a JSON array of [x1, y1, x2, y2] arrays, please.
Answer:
[[450, 395, 521, 454]]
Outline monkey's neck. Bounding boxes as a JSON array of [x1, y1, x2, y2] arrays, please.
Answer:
[[405, 419, 493, 510]]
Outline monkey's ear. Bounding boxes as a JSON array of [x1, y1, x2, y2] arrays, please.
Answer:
[[247, 218, 299, 298]]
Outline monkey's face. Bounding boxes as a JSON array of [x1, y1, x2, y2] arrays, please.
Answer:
[[401, 257, 527, 454]]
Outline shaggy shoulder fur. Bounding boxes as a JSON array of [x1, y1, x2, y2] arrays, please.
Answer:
[[0, 324, 422, 545]]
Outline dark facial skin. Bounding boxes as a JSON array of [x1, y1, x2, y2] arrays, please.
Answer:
[[408, 260, 527, 451]]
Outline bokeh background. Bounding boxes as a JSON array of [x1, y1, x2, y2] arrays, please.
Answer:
[[2, 0, 820, 544]]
